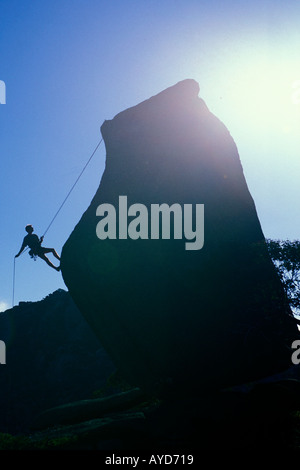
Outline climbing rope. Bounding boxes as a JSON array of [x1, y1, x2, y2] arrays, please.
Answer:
[[12, 136, 104, 306], [42, 137, 103, 238], [12, 257, 16, 307]]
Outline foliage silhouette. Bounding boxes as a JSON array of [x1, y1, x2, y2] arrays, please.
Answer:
[[267, 239, 300, 315]]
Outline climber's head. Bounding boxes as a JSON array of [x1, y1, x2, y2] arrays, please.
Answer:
[[25, 224, 34, 234]]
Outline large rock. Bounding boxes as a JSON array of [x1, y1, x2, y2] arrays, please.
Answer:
[[61, 79, 299, 396]]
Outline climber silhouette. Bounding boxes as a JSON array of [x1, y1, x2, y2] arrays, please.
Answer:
[[15, 225, 61, 271]]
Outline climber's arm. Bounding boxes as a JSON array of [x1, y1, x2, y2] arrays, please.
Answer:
[[15, 238, 27, 258]]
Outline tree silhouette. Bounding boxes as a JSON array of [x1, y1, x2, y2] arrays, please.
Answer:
[[267, 239, 300, 317]]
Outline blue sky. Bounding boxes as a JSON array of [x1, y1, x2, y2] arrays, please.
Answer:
[[1, 0, 300, 309]]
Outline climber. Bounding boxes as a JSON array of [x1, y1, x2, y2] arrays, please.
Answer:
[[15, 224, 61, 272]]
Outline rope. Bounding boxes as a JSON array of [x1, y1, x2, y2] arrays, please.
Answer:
[[12, 257, 16, 307], [13, 136, 104, 305], [15, 137, 103, 256], [42, 137, 103, 237]]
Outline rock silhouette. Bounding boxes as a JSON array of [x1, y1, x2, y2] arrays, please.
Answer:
[[0, 289, 115, 433], [61, 79, 299, 397]]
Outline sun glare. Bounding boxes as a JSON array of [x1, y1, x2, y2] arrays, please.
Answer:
[[224, 57, 300, 137]]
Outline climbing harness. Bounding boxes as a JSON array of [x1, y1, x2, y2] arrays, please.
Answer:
[[12, 136, 104, 306]]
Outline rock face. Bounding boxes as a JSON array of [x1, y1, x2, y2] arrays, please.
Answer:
[[61, 79, 299, 396], [0, 290, 115, 433]]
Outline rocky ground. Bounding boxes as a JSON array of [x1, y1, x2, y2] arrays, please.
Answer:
[[2, 373, 300, 451]]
